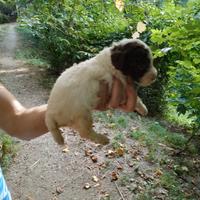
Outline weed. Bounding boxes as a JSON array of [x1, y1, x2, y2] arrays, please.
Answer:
[[165, 133, 187, 149], [116, 115, 128, 128], [119, 175, 130, 187], [160, 171, 185, 199], [130, 130, 145, 140], [111, 140, 121, 150], [165, 106, 194, 129], [0, 131, 17, 171], [94, 111, 129, 129], [16, 27, 49, 68]]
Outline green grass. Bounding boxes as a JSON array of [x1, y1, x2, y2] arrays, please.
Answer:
[[130, 130, 145, 140], [15, 26, 49, 68], [136, 171, 186, 200], [95, 110, 199, 199], [0, 131, 17, 171], [95, 110, 197, 155], [165, 106, 194, 129], [15, 49, 49, 67], [111, 132, 126, 149], [94, 110, 135, 129], [160, 172, 186, 200]]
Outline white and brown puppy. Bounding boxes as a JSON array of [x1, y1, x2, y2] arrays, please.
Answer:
[[45, 39, 157, 145]]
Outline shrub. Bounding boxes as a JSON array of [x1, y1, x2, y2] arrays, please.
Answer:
[[18, 0, 132, 73], [0, 0, 17, 23], [18, 0, 165, 115], [0, 131, 17, 171], [18, 0, 198, 118], [148, 0, 200, 130]]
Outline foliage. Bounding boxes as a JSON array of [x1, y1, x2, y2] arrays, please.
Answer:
[[0, 0, 16, 23], [16, 0, 199, 122], [148, 0, 200, 130], [15, 27, 49, 68], [17, 0, 163, 114], [0, 131, 17, 171], [17, 0, 131, 73], [95, 110, 199, 199]]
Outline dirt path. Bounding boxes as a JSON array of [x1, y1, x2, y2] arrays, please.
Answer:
[[0, 23, 139, 200], [1, 23, 200, 200]]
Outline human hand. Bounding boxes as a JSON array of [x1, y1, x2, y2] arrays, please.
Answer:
[[95, 77, 137, 112]]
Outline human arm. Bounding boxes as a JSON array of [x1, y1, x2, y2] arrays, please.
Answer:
[[0, 84, 48, 140], [0, 78, 137, 140]]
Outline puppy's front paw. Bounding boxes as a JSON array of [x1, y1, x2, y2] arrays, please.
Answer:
[[53, 134, 65, 145], [135, 97, 148, 116], [96, 134, 110, 145], [139, 105, 148, 116], [90, 132, 109, 145]]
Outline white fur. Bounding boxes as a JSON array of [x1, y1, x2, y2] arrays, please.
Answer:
[[45, 45, 126, 145], [45, 39, 156, 145]]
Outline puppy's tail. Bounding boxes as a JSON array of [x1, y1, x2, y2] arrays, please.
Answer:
[[45, 115, 64, 145]]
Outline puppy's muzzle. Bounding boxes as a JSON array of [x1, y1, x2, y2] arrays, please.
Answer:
[[139, 66, 157, 87]]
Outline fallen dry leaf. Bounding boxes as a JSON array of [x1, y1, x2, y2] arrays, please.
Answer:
[[181, 166, 189, 172], [100, 190, 110, 197], [117, 165, 123, 170], [92, 175, 99, 182], [115, 0, 124, 12], [97, 162, 108, 170], [111, 171, 119, 182], [154, 169, 163, 177], [131, 126, 140, 131], [26, 196, 34, 200], [90, 155, 98, 163], [56, 186, 64, 195], [93, 183, 100, 188], [62, 146, 69, 153], [106, 149, 116, 158], [83, 183, 91, 190], [85, 149, 93, 157], [116, 147, 125, 157]]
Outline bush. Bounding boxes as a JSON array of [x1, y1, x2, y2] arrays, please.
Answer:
[[0, 12, 9, 23], [0, 0, 17, 23], [148, 0, 200, 129], [18, 0, 132, 73], [18, 0, 165, 115], [18, 0, 198, 118], [0, 131, 17, 171]]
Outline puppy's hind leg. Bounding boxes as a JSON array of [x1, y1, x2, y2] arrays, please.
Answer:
[[75, 113, 109, 145], [45, 117, 64, 145]]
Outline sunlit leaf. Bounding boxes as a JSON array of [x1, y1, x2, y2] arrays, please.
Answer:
[[132, 31, 140, 39], [115, 0, 124, 12], [136, 21, 146, 33]]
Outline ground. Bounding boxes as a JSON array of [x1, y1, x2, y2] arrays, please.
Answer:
[[0, 23, 142, 200], [0, 23, 199, 200]]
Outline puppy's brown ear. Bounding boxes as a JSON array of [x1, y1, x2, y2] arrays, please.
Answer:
[[111, 45, 125, 70]]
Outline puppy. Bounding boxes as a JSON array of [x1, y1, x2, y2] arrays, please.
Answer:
[[45, 39, 157, 145]]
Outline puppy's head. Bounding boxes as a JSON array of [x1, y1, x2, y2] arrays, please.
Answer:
[[111, 39, 157, 86]]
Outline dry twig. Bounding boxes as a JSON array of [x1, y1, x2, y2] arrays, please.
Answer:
[[114, 182, 126, 200]]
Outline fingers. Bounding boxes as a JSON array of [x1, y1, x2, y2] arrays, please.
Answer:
[[95, 77, 137, 112], [108, 77, 126, 109], [95, 80, 110, 110], [119, 83, 137, 112]]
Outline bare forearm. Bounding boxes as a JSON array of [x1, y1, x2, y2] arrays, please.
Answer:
[[13, 105, 48, 140], [1, 104, 48, 140], [0, 85, 48, 140]]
